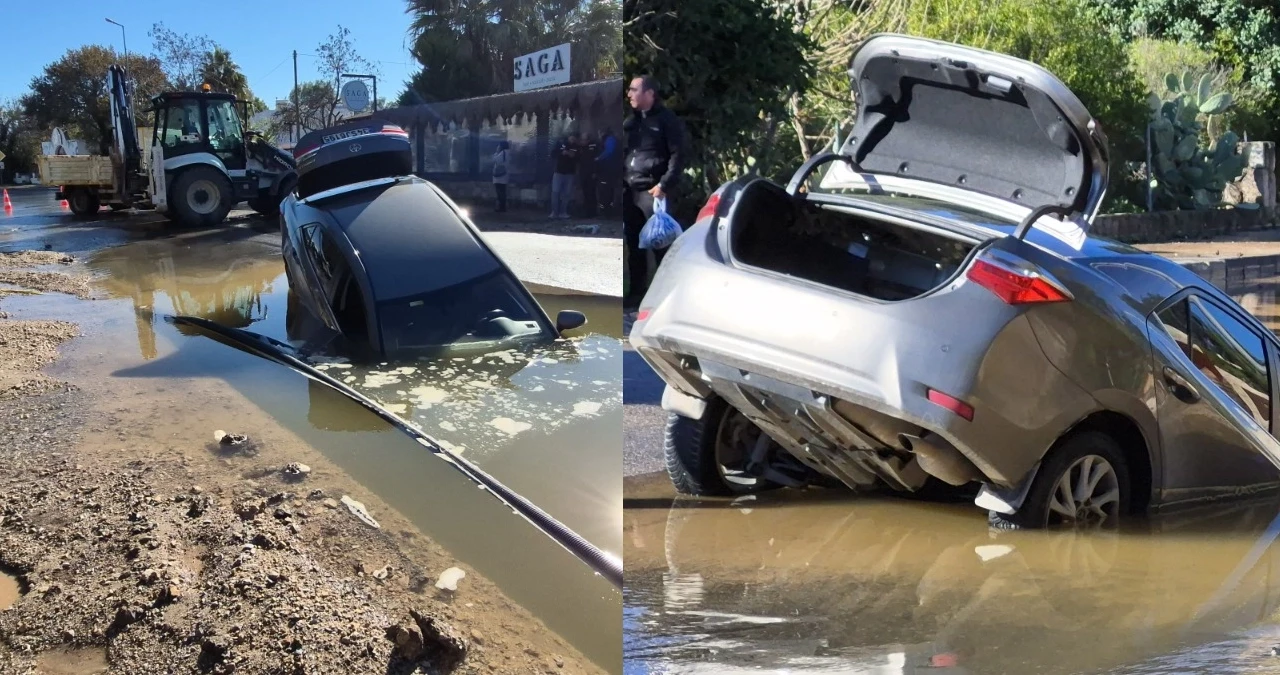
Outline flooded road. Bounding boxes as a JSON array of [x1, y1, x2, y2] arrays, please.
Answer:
[[621, 280, 1280, 674], [624, 475, 1280, 674], [0, 204, 622, 671]]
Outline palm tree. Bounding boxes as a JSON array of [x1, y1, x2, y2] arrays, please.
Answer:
[[200, 47, 252, 102], [401, 0, 620, 102]]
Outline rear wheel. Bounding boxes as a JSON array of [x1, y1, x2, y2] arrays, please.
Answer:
[[250, 175, 297, 216], [665, 396, 781, 496], [989, 431, 1130, 530], [170, 166, 233, 227], [66, 189, 100, 217]]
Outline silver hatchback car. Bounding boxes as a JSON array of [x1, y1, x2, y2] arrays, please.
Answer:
[[630, 34, 1280, 528]]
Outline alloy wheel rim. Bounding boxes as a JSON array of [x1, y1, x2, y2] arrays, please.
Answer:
[[1047, 454, 1121, 527]]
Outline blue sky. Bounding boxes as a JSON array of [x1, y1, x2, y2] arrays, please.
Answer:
[[0, 0, 421, 104]]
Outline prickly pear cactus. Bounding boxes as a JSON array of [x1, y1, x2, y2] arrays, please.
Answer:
[[1147, 70, 1249, 210]]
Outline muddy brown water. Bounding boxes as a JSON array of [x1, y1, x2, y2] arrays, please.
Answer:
[[0, 570, 19, 610], [2, 234, 621, 671], [625, 477, 1280, 674]]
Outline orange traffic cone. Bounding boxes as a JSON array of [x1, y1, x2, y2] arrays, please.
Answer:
[[2, 189, 11, 211]]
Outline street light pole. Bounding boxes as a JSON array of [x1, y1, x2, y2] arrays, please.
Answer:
[[105, 18, 127, 62], [105, 18, 134, 134]]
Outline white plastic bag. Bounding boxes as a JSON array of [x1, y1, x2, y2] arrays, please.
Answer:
[[639, 197, 682, 250]]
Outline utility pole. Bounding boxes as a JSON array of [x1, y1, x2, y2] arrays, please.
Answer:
[[292, 50, 299, 146]]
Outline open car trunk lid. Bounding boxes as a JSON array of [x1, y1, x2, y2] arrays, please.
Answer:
[[828, 33, 1110, 245]]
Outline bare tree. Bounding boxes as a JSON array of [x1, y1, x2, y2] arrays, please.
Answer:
[[149, 22, 215, 90]]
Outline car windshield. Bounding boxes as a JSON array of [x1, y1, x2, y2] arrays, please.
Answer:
[[376, 267, 550, 353]]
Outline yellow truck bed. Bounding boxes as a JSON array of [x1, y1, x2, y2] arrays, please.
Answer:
[[36, 154, 114, 187]]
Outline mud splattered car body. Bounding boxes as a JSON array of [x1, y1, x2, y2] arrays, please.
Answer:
[[629, 34, 1280, 528], [279, 120, 586, 359]]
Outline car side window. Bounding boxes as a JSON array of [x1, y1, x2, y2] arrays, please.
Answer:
[[1156, 299, 1191, 360], [301, 224, 331, 283], [1187, 295, 1272, 430]]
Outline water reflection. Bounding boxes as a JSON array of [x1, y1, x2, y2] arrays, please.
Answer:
[[79, 238, 623, 669], [84, 236, 622, 558], [624, 486, 1280, 674], [88, 242, 280, 360]]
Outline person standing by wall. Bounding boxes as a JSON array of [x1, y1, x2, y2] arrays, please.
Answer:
[[491, 140, 511, 213], [595, 127, 620, 215], [550, 132, 580, 219], [578, 131, 601, 218], [623, 75, 686, 307]]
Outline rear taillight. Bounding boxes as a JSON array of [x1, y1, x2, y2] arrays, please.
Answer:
[[966, 258, 1069, 305], [696, 191, 722, 222], [636, 309, 652, 321], [927, 388, 974, 421]]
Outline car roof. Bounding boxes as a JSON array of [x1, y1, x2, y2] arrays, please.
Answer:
[[299, 178, 501, 301]]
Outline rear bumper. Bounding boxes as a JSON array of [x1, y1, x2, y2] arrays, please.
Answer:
[[631, 235, 1096, 488]]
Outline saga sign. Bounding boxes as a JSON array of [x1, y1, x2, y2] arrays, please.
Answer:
[[513, 43, 571, 93], [341, 80, 370, 113]]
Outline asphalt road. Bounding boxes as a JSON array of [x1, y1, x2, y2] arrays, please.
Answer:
[[0, 186, 622, 298], [623, 314, 667, 477]]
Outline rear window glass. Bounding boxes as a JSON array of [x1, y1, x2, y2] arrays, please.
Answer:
[[377, 269, 548, 351], [296, 147, 412, 200]]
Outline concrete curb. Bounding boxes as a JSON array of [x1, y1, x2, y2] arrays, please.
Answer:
[[523, 280, 621, 300]]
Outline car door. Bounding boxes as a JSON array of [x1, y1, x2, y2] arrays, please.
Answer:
[[1148, 291, 1280, 505]]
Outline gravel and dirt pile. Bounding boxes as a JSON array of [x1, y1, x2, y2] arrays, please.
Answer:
[[0, 250, 600, 674]]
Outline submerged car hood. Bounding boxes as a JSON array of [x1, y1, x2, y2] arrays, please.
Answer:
[[840, 34, 1110, 235]]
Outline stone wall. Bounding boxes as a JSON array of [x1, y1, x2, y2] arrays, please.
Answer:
[[1093, 205, 1279, 243], [1178, 255, 1280, 292]]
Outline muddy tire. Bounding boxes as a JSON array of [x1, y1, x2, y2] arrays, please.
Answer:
[[989, 431, 1130, 530], [169, 166, 233, 227], [66, 189, 101, 217], [665, 397, 779, 497], [251, 175, 297, 216]]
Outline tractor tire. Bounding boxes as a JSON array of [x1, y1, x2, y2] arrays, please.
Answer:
[[66, 189, 101, 218], [169, 166, 234, 228], [250, 175, 297, 217]]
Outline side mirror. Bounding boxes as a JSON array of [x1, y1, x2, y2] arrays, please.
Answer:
[[556, 309, 587, 333]]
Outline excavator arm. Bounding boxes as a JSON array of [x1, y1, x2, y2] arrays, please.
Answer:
[[106, 65, 142, 197]]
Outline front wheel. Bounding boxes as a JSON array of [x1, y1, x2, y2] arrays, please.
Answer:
[[169, 166, 233, 227], [989, 431, 1130, 530], [664, 396, 781, 496]]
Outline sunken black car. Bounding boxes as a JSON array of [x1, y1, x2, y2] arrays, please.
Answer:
[[280, 119, 587, 359]]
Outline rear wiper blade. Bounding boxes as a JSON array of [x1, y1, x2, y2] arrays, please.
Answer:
[[165, 314, 622, 589]]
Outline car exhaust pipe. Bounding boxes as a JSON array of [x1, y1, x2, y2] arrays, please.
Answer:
[[898, 432, 984, 487]]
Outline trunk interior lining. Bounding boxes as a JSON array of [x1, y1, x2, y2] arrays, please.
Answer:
[[730, 181, 977, 301]]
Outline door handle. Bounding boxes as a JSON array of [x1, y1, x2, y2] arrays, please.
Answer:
[[1163, 366, 1201, 404]]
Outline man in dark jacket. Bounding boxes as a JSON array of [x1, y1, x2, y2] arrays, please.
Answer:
[[623, 75, 686, 307]]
